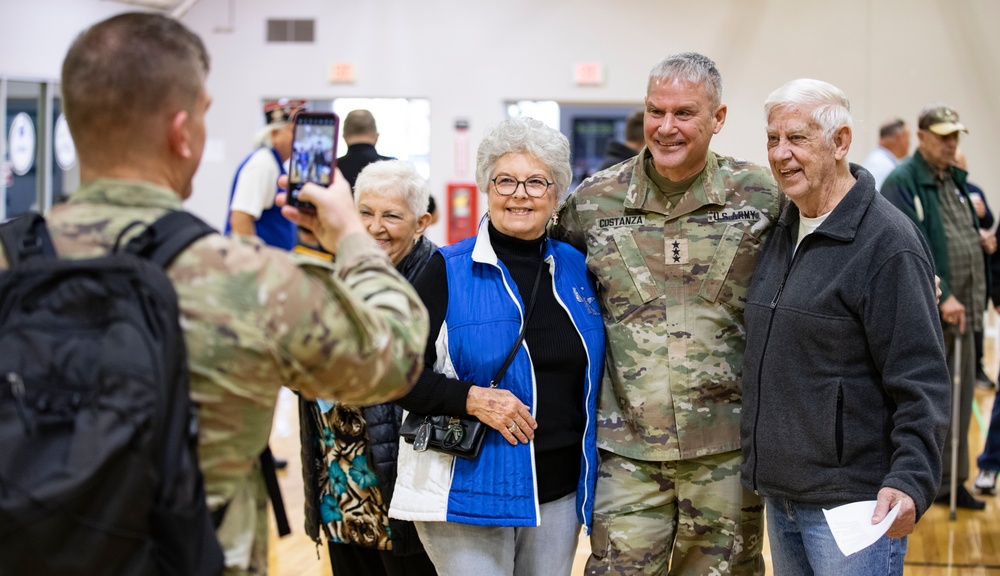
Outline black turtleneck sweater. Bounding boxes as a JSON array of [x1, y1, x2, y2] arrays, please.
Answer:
[[397, 223, 587, 503]]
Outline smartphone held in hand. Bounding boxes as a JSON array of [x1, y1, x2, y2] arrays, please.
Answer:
[[287, 112, 340, 211]]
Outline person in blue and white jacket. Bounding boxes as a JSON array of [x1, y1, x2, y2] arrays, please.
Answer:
[[389, 117, 604, 576]]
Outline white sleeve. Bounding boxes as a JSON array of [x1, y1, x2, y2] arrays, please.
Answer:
[[229, 149, 279, 219]]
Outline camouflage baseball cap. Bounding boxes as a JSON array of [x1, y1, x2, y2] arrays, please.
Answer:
[[918, 105, 968, 136]]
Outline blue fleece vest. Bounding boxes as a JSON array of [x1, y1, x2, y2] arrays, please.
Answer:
[[225, 147, 296, 250], [437, 229, 604, 528]]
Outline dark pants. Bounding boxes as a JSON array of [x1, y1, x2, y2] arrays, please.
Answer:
[[979, 388, 1000, 471], [328, 541, 437, 576], [975, 329, 986, 375]]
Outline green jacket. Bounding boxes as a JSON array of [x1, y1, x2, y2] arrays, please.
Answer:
[[881, 151, 987, 303]]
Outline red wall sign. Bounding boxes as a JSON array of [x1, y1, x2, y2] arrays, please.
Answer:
[[446, 182, 478, 245]]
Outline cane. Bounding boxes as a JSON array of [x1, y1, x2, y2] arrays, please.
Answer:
[[949, 334, 961, 521]]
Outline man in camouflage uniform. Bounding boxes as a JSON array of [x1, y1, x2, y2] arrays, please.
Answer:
[[552, 52, 782, 575], [0, 14, 428, 575]]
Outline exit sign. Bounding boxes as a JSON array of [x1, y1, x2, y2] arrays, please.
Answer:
[[329, 62, 356, 84], [574, 62, 604, 86]]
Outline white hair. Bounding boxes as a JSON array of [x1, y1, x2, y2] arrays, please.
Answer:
[[475, 117, 572, 200], [354, 160, 430, 219], [764, 78, 852, 143]]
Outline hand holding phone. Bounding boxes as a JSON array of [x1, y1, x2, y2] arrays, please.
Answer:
[[287, 112, 340, 211], [278, 169, 365, 253]]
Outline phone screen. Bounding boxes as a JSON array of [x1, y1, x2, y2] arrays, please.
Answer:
[[288, 112, 339, 209]]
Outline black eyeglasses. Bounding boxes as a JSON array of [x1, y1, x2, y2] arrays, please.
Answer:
[[491, 176, 553, 198]]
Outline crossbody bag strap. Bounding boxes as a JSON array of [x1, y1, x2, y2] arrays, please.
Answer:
[[489, 251, 546, 388]]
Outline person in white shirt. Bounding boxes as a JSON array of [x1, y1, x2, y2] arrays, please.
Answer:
[[862, 118, 910, 191], [224, 99, 305, 250]]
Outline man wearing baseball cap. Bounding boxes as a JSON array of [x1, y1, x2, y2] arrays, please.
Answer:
[[225, 99, 306, 250], [883, 104, 988, 510], [223, 99, 306, 497]]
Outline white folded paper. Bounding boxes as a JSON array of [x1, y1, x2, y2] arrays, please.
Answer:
[[822, 500, 901, 556]]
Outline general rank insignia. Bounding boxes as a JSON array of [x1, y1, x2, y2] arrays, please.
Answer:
[[666, 237, 688, 265]]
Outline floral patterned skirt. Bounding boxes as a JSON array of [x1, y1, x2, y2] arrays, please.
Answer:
[[310, 401, 392, 550]]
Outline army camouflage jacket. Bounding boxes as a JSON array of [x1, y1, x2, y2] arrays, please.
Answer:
[[552, 151, 781, 461], [0, 179, 428, 573]]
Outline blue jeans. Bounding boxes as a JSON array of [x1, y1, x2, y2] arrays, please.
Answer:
[[766, 498, 907, 576], [414, 492, 580, 576]]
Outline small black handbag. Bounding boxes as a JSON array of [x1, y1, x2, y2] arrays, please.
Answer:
[[400, 257, 544, 460], [399, 414, 486, 459]]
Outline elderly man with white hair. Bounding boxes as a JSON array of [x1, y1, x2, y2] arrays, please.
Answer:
[[739, 78, 951, 575]]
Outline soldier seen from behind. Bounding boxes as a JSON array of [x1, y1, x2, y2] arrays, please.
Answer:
[[7, 13, 429, 575]]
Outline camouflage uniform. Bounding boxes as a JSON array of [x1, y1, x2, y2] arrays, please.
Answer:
[[552, 151, 781, 575], [0, 180, 428, 575]]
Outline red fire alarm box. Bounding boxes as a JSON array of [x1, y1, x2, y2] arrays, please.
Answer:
[[447, 182, 478, 245]]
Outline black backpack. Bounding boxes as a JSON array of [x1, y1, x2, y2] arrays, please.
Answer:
[[0, 211, 224, 576]]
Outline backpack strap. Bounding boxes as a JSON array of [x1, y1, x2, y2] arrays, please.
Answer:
[[123, 210, 216, 268], [0, 212, 57, 267], [260, 446, 291, 537]]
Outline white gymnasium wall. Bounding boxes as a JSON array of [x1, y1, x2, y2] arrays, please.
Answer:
[[0, 1, 150, 79], [3, 0, 999, 244]]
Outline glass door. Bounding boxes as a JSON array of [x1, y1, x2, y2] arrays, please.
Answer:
[[1, 78, 75, 221]]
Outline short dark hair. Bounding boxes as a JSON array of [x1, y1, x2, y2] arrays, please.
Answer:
[[624, 109, 644, 143], [61, 13, 209, 157], [342, 109, 378, 138], [879, 119, 906, 139]]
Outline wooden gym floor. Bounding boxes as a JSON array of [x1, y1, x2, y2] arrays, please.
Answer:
[[265, 320, 1000, 575]]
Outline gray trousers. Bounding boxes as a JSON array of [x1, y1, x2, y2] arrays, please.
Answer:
[[941, 324, 976, 495], [414, 492, 580, 576]]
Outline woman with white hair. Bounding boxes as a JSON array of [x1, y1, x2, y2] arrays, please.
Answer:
[[301, 160, 439, 576], [389, 117, 605, 576]]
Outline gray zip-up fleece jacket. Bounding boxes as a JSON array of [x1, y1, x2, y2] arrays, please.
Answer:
[[740, 164, 951, 518]]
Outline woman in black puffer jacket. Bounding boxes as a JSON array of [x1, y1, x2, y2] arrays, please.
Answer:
[[300, 160, 438, 576]]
